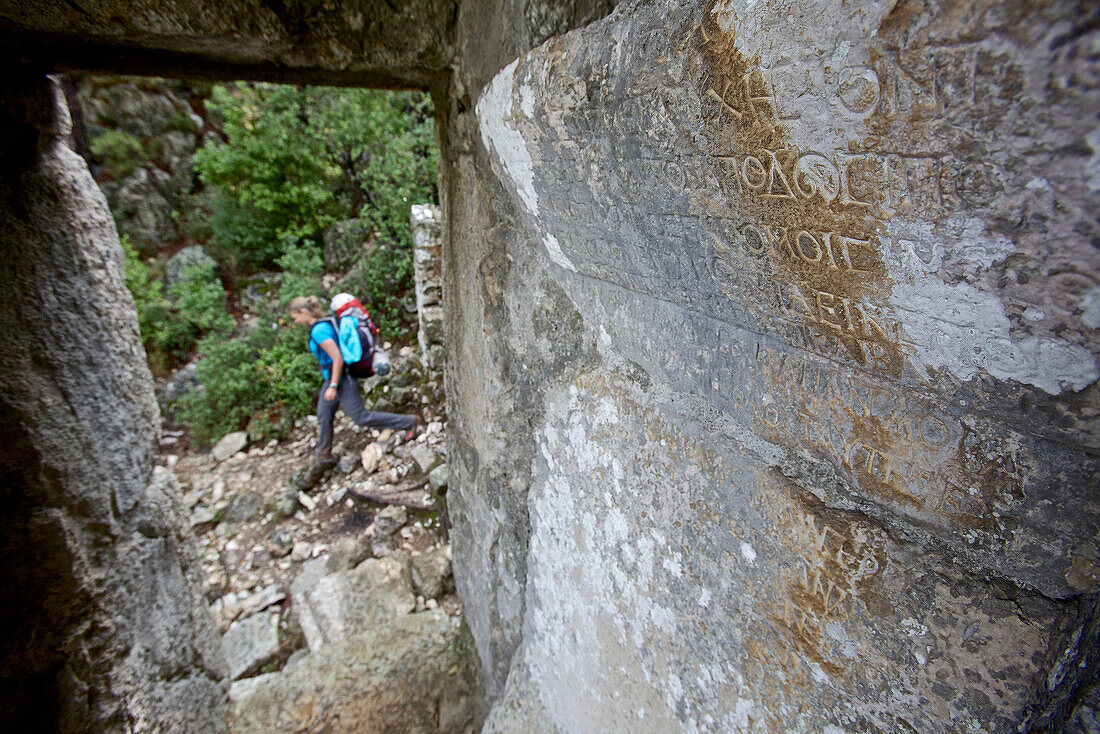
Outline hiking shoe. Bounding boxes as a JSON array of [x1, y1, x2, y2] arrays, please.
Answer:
[[403, 416, 422, 442], [289, 456, 339, 491]]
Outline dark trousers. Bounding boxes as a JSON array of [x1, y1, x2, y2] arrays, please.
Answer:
[[316, 374, 416, 459]]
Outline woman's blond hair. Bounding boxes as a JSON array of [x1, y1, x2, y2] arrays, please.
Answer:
[[288, 295, 327, 319]]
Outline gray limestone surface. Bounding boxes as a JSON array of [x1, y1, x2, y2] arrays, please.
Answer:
[[222, 610, 281, 680], [412, 204, 445, 373], [297, 554, 418, 651], [0, 0, 456, 89], [228, 610, 486, 734], [0, 75, 226, 732], [466, 0, 1100, 731]]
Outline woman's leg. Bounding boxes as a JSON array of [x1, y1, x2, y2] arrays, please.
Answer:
[[315, 381, 340, 459], [336, 374, 417, 431]]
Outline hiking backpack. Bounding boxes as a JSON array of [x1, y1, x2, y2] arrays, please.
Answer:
[[329, 293, 389, 378]]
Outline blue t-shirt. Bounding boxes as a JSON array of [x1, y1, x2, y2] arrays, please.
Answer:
[[308, 321, 339, 380]]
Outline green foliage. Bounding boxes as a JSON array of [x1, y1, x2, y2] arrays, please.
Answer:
[[90, 129, 145, 179], [339, 245, 414, 340], [194, 84, 341, 269], [275, 241, 325, 308], [121, 236, 174, 373], [193, 84, 436, 338], [322, 89, 435, 338], [180, 337, 267, 443], [179, 318, 318, 443], [169, 263, 235, 337], [120, 237, 232, 374], [256, 327, 319, 419]]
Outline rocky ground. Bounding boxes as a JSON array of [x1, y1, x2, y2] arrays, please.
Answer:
[[155, 348, 483, 731]]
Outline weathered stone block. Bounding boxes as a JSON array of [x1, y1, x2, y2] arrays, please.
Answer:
[[468, 0, 1100, 729], [296, 554, 416, 651], [221, 611, 281, 680], [229, 611, 486, 734]]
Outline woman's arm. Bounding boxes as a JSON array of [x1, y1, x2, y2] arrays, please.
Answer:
[[319, 339, 344, 401]]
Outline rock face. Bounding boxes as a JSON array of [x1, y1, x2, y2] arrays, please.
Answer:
[[78, 78, 208, 251], [464, 0, 1100, 730], [0, 76, 226, 732], [2, 0, 455, 89], [222, 611, 281, 680]]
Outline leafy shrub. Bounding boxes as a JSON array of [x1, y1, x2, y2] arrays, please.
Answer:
[[179, 318, 319, 443], [90, 129, 145, 179], [120, 236, 233, 374], [169, 263, 234, 337], [121, 236, 174, 373], [193, 84, 340, 270], [179, 337, 267, 443], [276, 241, 325, 308], [338, 244, 415, 340], [256, 329, 320, 419], [192, 84, 436, 287]]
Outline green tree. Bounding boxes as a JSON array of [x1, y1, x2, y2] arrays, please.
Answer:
[[307, 88, 437, 335], [193, 83, 342, 268], [193, 83, 437, 336]]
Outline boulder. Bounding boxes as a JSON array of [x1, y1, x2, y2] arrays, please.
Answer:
[[427, 463, 449, 492], [290, 541, 313, 562], [325, 536, 370, 573], [237, 272, 280, 313], [411, 547, 452, 600], [212, 431, 249, 461], [228, 611, 486, 734], [225, 491, 262, 523], [296, 553, 416, 651], [221, 611, 280, 680], [373, 504, 407, 536], [113, 167, 176, 246], [167, 245, 218, 287], [336, 453, 358, 474], [238, 585, 285, 618], [85, 82, 184, 138], [410, 444, 441, 474], [266, 530, 293, 558], [157, 362, 200, 407], [289, 556, 329, 611], [360, 442, 384, 473], [288, 456, 337, 491]]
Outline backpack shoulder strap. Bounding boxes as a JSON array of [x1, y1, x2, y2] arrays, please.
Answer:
[[309, 318, 338, 348]]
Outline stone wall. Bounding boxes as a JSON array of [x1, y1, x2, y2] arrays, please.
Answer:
[[0, 74, 226, 731], [469, 0, 1100, 730], [412, 204, 445, 376]]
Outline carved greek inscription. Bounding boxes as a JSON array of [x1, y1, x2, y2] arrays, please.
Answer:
[[710, 149, 894, 211], [702, 65, 796, 128], [737, 342, 1030, 529], [755, 500, 887, 677]]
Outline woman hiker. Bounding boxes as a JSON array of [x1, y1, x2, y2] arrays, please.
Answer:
[[288, 295, 420, 485]]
